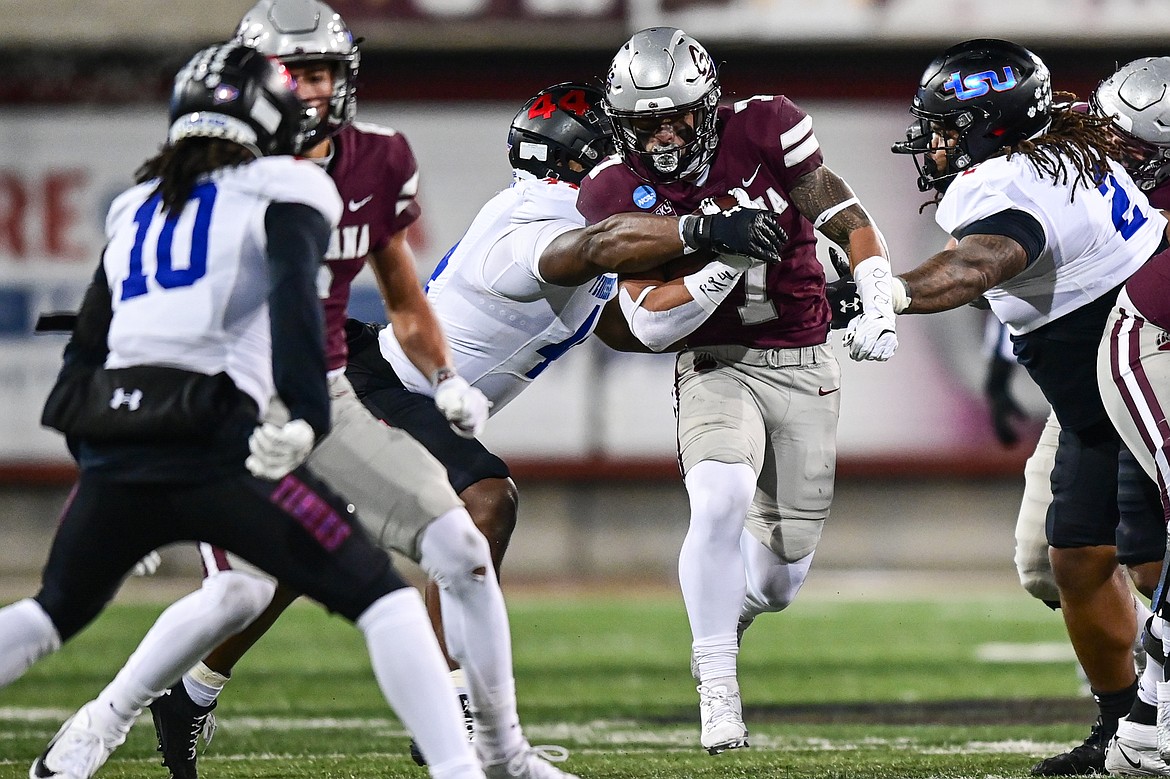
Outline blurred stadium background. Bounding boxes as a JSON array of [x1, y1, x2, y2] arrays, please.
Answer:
[[1, 0, 1166, 588]]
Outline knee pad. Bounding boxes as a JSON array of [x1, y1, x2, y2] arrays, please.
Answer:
[[418, 509, 493, 591], [199, 571, 277, 634], [750, 517, 824, 564]]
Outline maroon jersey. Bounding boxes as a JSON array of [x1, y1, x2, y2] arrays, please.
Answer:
[[1122, 177, 1170, 326], [577, 96, 830, 349], [320, 121, 421, 370]]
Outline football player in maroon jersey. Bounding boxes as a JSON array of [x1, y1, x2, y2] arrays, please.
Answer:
[[577, 26, 895, 754]]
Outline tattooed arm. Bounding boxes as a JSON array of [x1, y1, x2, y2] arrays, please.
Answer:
[[789, 165, 888, 268], [899, 233, 1028, 314]]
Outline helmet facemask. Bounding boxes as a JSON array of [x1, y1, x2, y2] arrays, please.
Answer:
[[896, 104, 986, 192], [609, 84, 720, 181]]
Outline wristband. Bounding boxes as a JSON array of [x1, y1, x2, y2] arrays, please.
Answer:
[[683, 259, 745, 314], [892, 276, 911, 314]]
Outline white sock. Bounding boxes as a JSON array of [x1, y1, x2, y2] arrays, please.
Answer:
[[419, 509, 524, 763], [0, 598, 61, 687], [96, 571, 273, 719], [183, 661, 230, 708], [679, 461, 755, 684], [357, 588, 479, 777]]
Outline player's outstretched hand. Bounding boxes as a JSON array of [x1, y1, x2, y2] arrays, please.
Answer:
[[246, 419, 315, 480], [843, 311, 898, 361], [434, 374, 492, 438], [680, 207, 788, 264]]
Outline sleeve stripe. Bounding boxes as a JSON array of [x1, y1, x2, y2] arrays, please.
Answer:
[[779, 115, 813, 150], [401, 171, 419, 198], [784, 134, 820, 168]]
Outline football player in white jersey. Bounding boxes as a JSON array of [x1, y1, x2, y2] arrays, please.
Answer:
[[0, 42, 486, 779], [881, 39, 1168, 775], [345, 80, 788, 762]]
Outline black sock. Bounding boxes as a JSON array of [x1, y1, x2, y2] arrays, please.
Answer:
[[1094, 679, 1140, 735]]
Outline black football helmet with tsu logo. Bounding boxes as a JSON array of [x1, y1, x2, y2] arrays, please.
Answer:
[[604, 27, 721, 182], [892, 38, 1053, 192], [168, 41, 310, 158], [507, 83, 615, 185]]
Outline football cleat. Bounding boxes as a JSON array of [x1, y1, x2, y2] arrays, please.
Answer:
[[1158, 682, 1170, 763], [482, 742, 578, 779], [1030, 716, 1108, 776], [1105, 717, 1170, 776], [410, 691, 474, 766], [697, 683, 748, 755], [29, 702, 129, 779], [149, 684, 217, 779]]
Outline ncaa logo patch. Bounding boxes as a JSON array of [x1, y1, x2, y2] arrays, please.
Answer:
[[633, 185, 658, 210]]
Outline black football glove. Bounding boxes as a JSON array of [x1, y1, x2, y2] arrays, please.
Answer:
[[828, 247, 852, 280], [984, 352, 1027, 447], [681, 207, 788, 264], [826, 277, 863, 330]]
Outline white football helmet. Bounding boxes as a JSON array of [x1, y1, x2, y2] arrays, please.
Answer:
[[235, 0, 358, 149], [1092, 57, 1170, 191], [604, 27, 721, 182]]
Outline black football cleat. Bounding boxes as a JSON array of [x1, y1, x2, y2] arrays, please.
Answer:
[[1030, 717, 1108, 776], [149, 685, 217, 779]]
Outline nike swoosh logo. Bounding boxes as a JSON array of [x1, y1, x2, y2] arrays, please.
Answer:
[[818, 387, 840, 396], [1117, 742, 1143, 769], [348, 195, 373, 212], [742, 164, 762, 188]]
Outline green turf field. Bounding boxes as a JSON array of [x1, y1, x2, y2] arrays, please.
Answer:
[[0, 586, 1104, 778]]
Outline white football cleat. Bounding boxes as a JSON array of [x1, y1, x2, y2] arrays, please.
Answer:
[[1158, 682, 1170, 763], [698, 683, 748, 755], [29, 702, 129, 779], [483, 742, 579, 779], [1106, 718, 1170, 776]]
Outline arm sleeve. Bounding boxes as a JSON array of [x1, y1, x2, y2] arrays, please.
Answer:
[[264, 202, 331, 439], [619, 286, 711, 352], [63, 255, 113, 371], [953, 208, 1046, 267]]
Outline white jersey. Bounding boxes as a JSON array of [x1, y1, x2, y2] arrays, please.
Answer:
[[102, 156, 342, 413], [937, 153, 1166, 335], [379, 175, 617, 411]]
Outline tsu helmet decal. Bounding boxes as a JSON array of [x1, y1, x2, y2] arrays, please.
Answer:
[[169, 41, 309, 158], [235, 0, 359, 150], [892, 38, 1052, 192], [507, 82, 614, 185]]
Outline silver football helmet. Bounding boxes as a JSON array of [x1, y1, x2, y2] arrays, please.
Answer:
[[235, 0, 358, 149], [604, 27, 721, 182], [1092, 57, 1170, 191]]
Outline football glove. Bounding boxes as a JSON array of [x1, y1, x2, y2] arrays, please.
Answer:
[[843, 256, 899, 361], [434, 373, 491, 439], [246, 418, 315, 480], [680, 207, 788, 264], [826, 278, 863, 330]]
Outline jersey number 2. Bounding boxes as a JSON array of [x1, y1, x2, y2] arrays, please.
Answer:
[[121, 183, 216, 301], [1097, 173, 1148, 240]]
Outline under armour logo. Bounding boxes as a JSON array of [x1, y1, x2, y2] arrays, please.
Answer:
[[109, 387, 143, 411], [838, 299, 860, 314]]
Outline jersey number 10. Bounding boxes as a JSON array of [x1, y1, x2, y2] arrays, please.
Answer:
[[120, 183, 216, 301]]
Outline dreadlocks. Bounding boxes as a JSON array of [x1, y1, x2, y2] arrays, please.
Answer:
[[999, 92, 1116, 196], [135, 138, 255, 214]]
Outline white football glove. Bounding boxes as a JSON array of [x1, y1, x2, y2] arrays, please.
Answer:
[[245, 418, 315, 480], [130, 550, 162, 577], [433, 373, 491, 439], [843, 256, 899, 362]]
